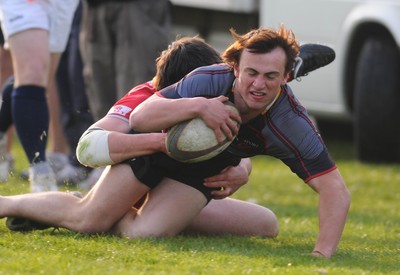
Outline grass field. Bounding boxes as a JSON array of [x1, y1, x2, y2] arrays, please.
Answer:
[[0, 126, 399, 274]]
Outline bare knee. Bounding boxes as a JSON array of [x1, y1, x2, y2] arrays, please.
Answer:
[[67, 208, 117, 234], [116, 213, 182, 239], [72, 218, 111, 234], [262, 214, 280, 238], [122, 225, 180, 239], [251, 208, 280, 238]]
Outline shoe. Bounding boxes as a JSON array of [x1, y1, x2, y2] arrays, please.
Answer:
[[22, 153, 69, 182], [20, 168, 29, 181], [6, 217, 52, 231], [77, 167, 105, 192], [29, 161, 58, 192], [47, 152, 69, 174], [55, 163, 88, 185], [6, 154, 14, 173], [0, 158, 8, 182], [5, 191, 83, 232], [291, 44, 336, 79]]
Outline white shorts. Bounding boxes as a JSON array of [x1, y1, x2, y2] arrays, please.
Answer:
[[0, 0, 79, 52]]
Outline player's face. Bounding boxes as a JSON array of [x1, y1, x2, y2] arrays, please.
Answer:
[[233, 48, 289, 121]]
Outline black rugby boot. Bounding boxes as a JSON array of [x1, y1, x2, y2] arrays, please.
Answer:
[[290, 44, 336, 80]]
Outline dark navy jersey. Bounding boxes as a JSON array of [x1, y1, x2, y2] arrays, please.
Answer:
[[158, 64, 336, 182]]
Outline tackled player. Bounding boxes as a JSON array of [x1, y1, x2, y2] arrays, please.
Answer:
[[0, 26, 346, 258]]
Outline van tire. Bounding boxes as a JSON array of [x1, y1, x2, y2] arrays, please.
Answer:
[[354, 37, 400, 162]]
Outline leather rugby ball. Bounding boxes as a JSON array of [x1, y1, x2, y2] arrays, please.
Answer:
[[166, 101, 240, 163]]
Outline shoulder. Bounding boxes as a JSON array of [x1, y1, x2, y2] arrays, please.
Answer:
[[265, 87, 336, 180], [187, 63, 233, 76], [185, 64, 234, 86], [164, 64, 235, 98], [115, 82, 155, 106], [268, 87, 321, 157]]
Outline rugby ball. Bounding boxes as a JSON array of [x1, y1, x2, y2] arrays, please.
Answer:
[[166, 101, 240, 163]]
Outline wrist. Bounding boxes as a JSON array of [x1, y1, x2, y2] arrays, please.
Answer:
[[192, 97, 210, 119], [159, 133, 168, 153], [240, 158, 252, 175]]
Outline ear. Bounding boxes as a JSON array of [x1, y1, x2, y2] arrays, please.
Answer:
[[233, 63, 240, 78], [281, 72, 290, 85]]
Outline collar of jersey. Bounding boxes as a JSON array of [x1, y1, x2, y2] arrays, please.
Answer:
[[262, 87, 281, 115]]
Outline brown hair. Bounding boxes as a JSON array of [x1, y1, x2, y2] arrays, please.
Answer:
[[222, 25, 299, 74], [152, 36, 222, 90]]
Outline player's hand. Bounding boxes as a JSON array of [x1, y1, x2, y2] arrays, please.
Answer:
[[200, 96, 241, 143], [204, 165, 249, 199]]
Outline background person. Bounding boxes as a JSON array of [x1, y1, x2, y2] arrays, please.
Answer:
[[54, 0, 98, 186], [81, 0, 171, 120], [0, 0, 79, 192], [0, 28, 13, 182]]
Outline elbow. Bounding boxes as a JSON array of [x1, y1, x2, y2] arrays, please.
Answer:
[[76, 128, 114, 167], [331, 180, 351, 216], [342, 185, 351, 210], [337, 178, 351, 209], [76, 141, 99, 168], [333, 179, 351, 211]]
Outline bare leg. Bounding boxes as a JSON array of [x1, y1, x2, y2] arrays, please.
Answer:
[[0, 47, 14, 154], [185, 198, 279, 237], [113, 187, 278, 238], [113, 178, 207, 238], [8, 29, 49, 87], [47, 53, 69, 155], [2, 165, 278, 238], [0, 164, 149, 233], [0, 47, 13, 84]]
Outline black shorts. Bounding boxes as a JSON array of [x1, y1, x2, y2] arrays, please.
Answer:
[[124, 151, 241, 202]]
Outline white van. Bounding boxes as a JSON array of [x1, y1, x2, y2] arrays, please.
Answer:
[[170, 0, 400, 162], [260, 0, 400, 162]]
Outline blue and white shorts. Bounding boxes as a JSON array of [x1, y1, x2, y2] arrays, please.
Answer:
[[0, 0, 79, 52]]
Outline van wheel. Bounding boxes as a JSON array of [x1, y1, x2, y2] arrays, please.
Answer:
[[354, 37, 400, 162]]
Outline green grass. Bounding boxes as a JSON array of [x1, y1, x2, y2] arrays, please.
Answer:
[[0, 135, 399, 274]]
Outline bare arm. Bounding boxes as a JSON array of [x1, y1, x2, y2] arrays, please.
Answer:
[[77, 116, 166, 167], [307, 168, 350, 258], [130, 94, 241, 142], [95, 116, 166, 161]]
